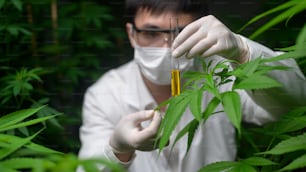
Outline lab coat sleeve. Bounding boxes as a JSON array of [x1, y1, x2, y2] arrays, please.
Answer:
[[238, 35, 306, 124], [77, 75, 134, 171]]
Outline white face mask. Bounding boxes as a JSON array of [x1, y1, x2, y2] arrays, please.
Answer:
[[134, 45, 194, 85]]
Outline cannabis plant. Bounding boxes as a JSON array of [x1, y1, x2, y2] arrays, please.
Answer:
[[1, 0, 125, 153], [157, 0, 306, 171], [0, 106, 125, 172]]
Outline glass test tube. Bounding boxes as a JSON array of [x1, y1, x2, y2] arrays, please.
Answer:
[[170, 18, 181, 97]]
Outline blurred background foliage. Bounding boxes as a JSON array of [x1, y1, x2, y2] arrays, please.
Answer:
[[0, 0, 128, 153], [0, 0, 305, 156]]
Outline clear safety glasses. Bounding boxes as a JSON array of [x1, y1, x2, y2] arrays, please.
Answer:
[[132, 24, 184, 47]]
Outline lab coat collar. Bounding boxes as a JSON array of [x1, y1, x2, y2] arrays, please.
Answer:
[[123, 61, 157, 111]]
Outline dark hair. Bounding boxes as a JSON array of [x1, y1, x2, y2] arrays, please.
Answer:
[[125, 0, 209, 22]]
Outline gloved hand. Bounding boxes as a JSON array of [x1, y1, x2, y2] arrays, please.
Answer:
[[172, 15, 249, 63], [109, 110, 162, 154]]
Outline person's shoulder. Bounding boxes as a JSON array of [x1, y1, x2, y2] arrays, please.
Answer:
[[88, 61, 138, 92]]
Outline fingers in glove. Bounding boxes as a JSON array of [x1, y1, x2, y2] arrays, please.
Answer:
[[173, 21, 199, 48], [172, 21, 202, 58], [174, 29, 207, 58], [148, 111, 162, 134], [138, 111, 161, 139], [131, 112, 169, 152], [131, 110, 155, 124], [200, 45, 219, 59], [187, 36, 216, 58], [200, 41, 232, 59]]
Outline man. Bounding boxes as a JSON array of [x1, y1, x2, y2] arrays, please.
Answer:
[[78, 0, 306, 171]]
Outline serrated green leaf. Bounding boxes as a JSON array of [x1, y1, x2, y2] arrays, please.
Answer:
[[277, 45, 297, 51], [264, 116, 306, 135], [263, 50, 306, 63], [242, 157, 278, 166], [17, 27, 31, 36], [82, 163, 100, 172], [36, 106, 63, 129], [182, 71, 207, 80], [0, 114, 60, 132], [239, 0, 298, 32], [212, 60, 230, 73], [186, 120, 199, 153], [9, 147, 57, 158], [260, 133, 306, 155], [202, 97, 220, 120], [49, 154, 78, 171], [189, 90, 202, 121], [12, 81, 21, 96], [1, 96, 11, 105], [18, 126, 29, 136], [234, 74, 282, 90], [10, 0, 22, 11], [250, 2, 306, 39], [198, 161, 257, 172], [172, 119, 198, 150], [203, 76, 220, 99], [286, 106, 306, 117], [0, 106, 44, 130], [221, 91, 241, 135], [199, 161, 238, 172], [0, 158, 55, 171], [6, 26, 18, 36], [79, 158, 125, 172], [228, 68, 245, 79], [182, 71, 207, 90], [25, 142, 62, 155], [0, 130, 42, 160], [241, 58, 261, 77], [158, 92, 191, 151], [256, 65, 291, 75], [22, 82, 33, 90], [297, 24, 306, 49], [280, 153, 306, 171]]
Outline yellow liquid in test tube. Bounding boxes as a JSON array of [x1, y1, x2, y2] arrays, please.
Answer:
[[170, 17, 181, 96], [171, 69, 181, 96]]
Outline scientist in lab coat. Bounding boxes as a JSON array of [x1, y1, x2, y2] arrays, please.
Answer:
[[78, 0, 306, 171]]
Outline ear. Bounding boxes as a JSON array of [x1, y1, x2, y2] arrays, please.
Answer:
[[126, 23, 136, 48]]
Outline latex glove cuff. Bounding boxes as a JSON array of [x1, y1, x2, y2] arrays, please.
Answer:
[[105, 144, 135, 166], [235, 34, 250, 64]]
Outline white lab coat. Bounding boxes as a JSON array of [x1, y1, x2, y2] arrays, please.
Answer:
[[78, 36, 306, 172]]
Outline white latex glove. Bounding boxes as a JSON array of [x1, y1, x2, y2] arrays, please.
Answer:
[[172, 15, 249, 63], [109, 110, 161, 154]]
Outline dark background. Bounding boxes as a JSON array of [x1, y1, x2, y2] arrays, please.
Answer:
[[1, 0, 305, 154]]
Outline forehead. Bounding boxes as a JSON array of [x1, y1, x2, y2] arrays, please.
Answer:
[[134, 8, 194, 28]]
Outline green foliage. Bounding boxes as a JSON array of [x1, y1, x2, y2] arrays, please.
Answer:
[[0, 66, 63, 138], [239, 107, 306, 171], [0, 107, 126, 172], [1, 0, 305, 171], [0, 67, 45, 107], [157, 56, 289, 152], [260, 133, 306, 155], [0, 106, 61, 171], [1, 0, 127, 171], [0, 0, 126, 153], [198, 157, 277, 172], [240, 0, 306, 39], [157, 0, 306, 171]]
